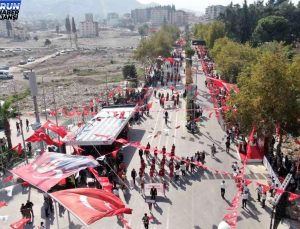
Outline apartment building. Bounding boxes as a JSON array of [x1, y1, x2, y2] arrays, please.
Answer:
[[205, 5, 226, 21], [79, 13, 99, 38]]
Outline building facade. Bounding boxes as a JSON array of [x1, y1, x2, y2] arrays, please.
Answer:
[[131, 5, 187, 27], [107, 13, 119, 27], [79, 14, 99, 38], [205, 5, 226, 21]]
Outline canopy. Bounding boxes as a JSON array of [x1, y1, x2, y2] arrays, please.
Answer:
[[50, 188, 132, 225], [11, 152, 98, 192], [64, 105, 136, 146]]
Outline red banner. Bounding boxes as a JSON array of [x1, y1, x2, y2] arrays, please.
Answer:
[[43, 120, 68, 138], [10, 218, 30, 229], [11, 152, 98, 192], [12, 143, 23, 156], [51, 188, 132, 225]]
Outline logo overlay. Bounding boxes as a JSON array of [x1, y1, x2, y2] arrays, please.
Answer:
[[0, 0, 21, 20]]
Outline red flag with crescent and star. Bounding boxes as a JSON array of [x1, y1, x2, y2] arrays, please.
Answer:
[[51, 188, 132, 225], [43, 120, 68, 138], [10, 218, 30, 229], [12, 143, 23, 156]]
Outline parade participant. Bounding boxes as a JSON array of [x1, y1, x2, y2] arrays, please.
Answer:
[[169, 167, 174, 179], [25, 200, 34, 218], [142, 213, 150, 229], [154, 90, 157, 97], [140, 179, 145, 195], [185, 157, 190, 172], [151, 157, 155, 165], [16, 122, 20, 134], [145, 142, 150, 159], [150, 168, 155, 181], [261, 192, 267, 208], [26, 119, 30, 132], [166, 92, 169, 101], [180, 162, 186, 176], [150, 186, 157, 201], [220, 180, 225, 199], [171, 144, 175, 154], [190, 157, 195, 172], [211, 144, 216, 157], [139, 149, 143, 159], [226, 140, 230, 153], [154, 146, 158, 158], [159, 168, 165, 180], [201, 151, 206, 163], [175, 169, 180, 181], [176, 94, 179, 106], [162, 146, 166, 154], [256, 184, 262, 202], [131, 168, 137, 186], [242, 192, 249, 209]]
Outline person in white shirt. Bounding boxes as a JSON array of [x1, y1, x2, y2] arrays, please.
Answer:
[[242, 192, 249, 208]]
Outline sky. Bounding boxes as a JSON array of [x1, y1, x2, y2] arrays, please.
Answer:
[[137, 0, 298, 13]]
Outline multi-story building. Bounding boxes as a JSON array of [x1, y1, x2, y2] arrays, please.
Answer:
[[79, 13, 99, 38], [150, 5, 176, 27], [107, 13, 119, 27], [131, 8, 150, 24], [205, 5, 226, 21], [131, 5, 188, 27], [0, 21, 30, 40]]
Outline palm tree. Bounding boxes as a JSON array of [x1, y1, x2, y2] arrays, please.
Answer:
[[0, 101, 14, 149]]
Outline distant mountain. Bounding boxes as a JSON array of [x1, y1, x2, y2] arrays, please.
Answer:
[[19, 0, 158, 20]]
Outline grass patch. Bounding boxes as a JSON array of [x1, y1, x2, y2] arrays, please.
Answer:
[[76, 69, 99, 76]]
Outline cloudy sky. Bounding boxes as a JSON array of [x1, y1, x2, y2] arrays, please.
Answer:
[[137, 0, 298, 13]]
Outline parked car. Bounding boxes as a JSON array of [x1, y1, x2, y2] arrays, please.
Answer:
[[27, 57, 35, 62], [19, 60, 27, 65], [0, 70, 13, 80]]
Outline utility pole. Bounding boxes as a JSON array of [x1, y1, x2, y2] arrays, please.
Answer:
[[42, 77, 49, 135], [28, 71, 44, 152], [106, 72, 109, 105], [52, 86, 62, 153], [13, 80, 27, 164]]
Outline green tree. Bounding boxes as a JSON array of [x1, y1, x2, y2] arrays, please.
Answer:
[[122, 64, 137, 80], [252, 15, 290, 44], [65, 16, 72, 47], [72, 17, 78, 49], [226, 50, 300, 136], [0, 101, 14, 149], [33, 35, 38, 41], [138, 24, 149, 38], [44, 38, 51, 46], [193, 21, 225, 48], [5, 20, 12, 37], [211, 38, 258, 83], [134, 25, 179, 66]]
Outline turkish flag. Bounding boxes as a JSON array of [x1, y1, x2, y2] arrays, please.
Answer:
[[289, 192, 300, 201], [119, 111, 125, 119], [10, 218, 30, 229], [3, 175, 13, 182], [223, 212, 237, 220], [25, 132, 42, 142], [111, 149, 119, 159], [58, 178, 66, 185], [89, 169, 113, 192], [175, 125, 181, 129], [115, 138, 128, 144], [51, 188, 132, 225], [43, 120, 68, 138], [35, 128, 56, 145], [0, 201, 7, 208], [276, 188, 285, 194], [12, 143, 23, 156], [244, 179, 252, 185]]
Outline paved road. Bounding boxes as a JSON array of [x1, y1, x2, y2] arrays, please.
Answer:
[[0, 62, 286, 229]]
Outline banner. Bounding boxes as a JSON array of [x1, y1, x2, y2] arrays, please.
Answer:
[[11, 152, 98, 192], [51, 188, 132, 225], [10, 218, 30, 229], [144, 183, 164, 195], [43, 120, 68, 138]]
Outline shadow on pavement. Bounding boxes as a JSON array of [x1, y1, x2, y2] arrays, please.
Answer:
[[122, 129, 146, 166]]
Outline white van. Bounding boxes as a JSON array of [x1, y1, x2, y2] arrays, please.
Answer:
[[0, 70, 13, 80]]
